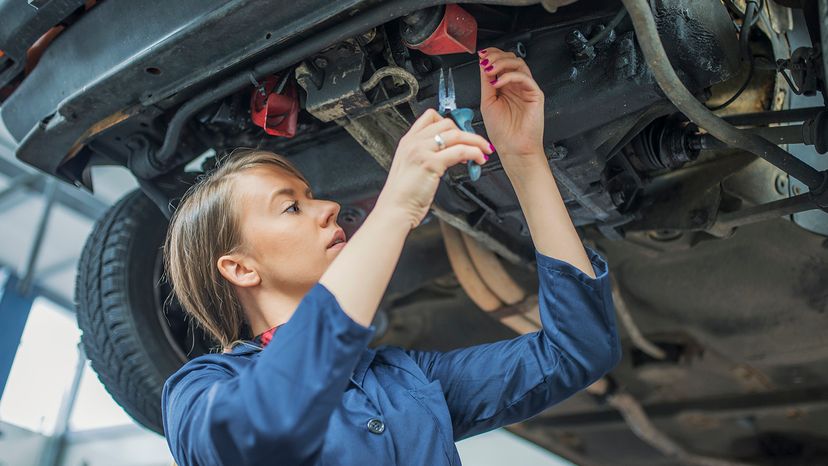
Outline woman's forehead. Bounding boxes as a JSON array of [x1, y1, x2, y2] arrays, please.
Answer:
[[237, 166, 309, 200]]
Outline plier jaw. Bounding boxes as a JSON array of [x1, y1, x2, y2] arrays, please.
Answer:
[[438, 68, 457, 115]]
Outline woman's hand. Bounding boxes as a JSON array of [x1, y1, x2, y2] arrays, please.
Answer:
[[375, 108, 493, 230], [478, 47, 546, 166]]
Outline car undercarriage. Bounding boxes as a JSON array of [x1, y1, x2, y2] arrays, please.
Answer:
[[2, 0, 828, 464]]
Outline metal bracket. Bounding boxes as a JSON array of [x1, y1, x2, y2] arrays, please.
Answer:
[[296, 39, 418, 122]]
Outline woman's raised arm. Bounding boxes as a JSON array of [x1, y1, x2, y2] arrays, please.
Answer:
[[400, 46, 620, 440], [319, 108, 491, 327]]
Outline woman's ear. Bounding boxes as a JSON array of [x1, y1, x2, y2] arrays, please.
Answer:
[[216, 254, 261, 288]]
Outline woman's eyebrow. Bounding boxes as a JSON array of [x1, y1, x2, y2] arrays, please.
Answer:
[[269, 186, 313, 204]]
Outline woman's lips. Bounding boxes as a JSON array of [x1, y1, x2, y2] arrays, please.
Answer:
[[328, 240, 346, 250]]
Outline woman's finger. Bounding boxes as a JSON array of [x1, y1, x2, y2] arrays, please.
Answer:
[[421, 116, 459, 138], [481, 57, 532, 80], [478, 48, 516, 63], [424, 128, 493, 155], [478, 48, 531, 74], [488, 71, 543, 97], [409, 108, 443, 134], [433, 144, 488, 168]]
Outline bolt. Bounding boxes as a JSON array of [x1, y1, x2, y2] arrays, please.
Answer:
[[774, 174, 789, 195], [567, 67, 579, 81], [547, 144, 568, 161], [566, 30, 595, 62], [566, 30, 589, 50], [359, 28, 376, 45], [515, 41, 527, 58], [313, 56, 328, 69], [611, 190, 627, 206]]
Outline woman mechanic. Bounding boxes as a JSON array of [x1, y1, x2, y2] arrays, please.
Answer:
[[161, 47, 621, 466]]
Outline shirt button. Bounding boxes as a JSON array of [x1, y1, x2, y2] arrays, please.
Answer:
[[366, 418, 385, 434]]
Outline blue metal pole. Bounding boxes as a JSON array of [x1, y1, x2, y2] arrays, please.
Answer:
[[0, 271, 35, 400]]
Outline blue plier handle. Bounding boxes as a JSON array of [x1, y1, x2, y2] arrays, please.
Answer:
[[438, 68, 482, 182]]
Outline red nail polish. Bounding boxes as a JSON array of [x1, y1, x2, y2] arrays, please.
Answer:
[[480, 59, 489, 66], [489, 78, 498, 85], [484, 65, 494, 72], [489, 143, 495, 152], [478, 49, 487, 55], [484, 154, 490, 161]]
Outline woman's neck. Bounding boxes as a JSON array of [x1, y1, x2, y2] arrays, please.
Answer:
[[239, 283, 309, 337]]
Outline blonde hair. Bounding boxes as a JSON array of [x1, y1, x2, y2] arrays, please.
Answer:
[[162, 148, 310, 353]]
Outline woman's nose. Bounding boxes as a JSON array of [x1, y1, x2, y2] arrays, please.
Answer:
[[320, 200, 341, 225]]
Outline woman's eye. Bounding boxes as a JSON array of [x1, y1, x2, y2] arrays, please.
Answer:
[[284, 201, 300, 214]]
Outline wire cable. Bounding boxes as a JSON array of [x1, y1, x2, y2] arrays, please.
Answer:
[[706, 0, 760, 111], [708, 56, 755, 111], [587, 7, 628, 46], [724, 0, 764, 27]]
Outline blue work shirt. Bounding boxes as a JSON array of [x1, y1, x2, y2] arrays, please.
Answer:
[[162, 247, 620, 466]]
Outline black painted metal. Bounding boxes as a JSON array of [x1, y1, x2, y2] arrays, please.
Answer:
[[722, 107, 824, 126], [714, 192, 822, 229], [408, 0, 739, 228], [0, 0, 85, 88], [93, 0, 446, 180], [695, 125, 808, 150], [399, 5, 445, 46], [622, 0, 828, 192], [629, 116, 699, 171], [4, 0, 739, 184], [4, 0, 792, 235], [4, 0, 374, 177]]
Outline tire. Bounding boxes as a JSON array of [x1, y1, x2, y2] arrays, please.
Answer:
[[75, 189, 210, 435]]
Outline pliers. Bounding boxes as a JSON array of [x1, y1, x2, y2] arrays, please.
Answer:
[[438, 68, 482, 182]]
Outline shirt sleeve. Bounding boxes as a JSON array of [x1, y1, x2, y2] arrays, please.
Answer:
[[404, 247, 621, 441], [161, 281, 375, 466]]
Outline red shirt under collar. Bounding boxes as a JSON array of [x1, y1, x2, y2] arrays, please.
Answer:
[[252, 324, 284, 348]]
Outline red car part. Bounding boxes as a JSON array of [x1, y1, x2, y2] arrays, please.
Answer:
[[402, 4, 477, 55], [250, 74, 299, 137]]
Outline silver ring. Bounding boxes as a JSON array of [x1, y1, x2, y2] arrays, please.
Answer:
[[434, 133, 446, 151]]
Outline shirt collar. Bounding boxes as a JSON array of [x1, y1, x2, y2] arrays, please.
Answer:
[[224, 323, 283, 355], [224, 326, 376, 384], [253, 323, 282, 347], [350, 347, 376, 385]]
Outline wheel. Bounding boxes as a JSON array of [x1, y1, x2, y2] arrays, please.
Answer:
[[75, 189, 211, 434]]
